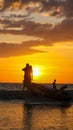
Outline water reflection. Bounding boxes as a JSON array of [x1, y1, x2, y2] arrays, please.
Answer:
[[0, 101, 72, 130], [23, 103, 33, 130], [22, 102, 73, 130]]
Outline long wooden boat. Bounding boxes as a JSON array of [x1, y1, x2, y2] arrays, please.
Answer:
[[26, 83, 72, 101], [0, 83, 72, 101]]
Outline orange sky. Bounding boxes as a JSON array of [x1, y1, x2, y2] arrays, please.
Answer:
[[0, 0, 73, 83]]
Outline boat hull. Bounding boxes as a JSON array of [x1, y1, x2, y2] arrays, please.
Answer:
[[26, 83, 72, 101]]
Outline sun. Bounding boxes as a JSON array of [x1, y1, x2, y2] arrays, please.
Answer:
[[33, 67, 41, 77]]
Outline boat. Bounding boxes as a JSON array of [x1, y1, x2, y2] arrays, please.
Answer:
[[26, 83, 72, 101], [0, 83, 71, 101]]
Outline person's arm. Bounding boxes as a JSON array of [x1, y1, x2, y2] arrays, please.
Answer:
[[22, 68, 25, 71]]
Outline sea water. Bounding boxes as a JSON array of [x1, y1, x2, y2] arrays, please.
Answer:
[[0, 83, 73, 130]]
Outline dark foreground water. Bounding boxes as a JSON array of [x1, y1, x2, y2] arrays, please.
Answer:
[[0, 101, 73, 130], [0, 83, 73, 130]]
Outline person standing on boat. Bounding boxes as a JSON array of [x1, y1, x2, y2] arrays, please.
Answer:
[[53, 79, 56, 90], [22, 63, 33, 91]]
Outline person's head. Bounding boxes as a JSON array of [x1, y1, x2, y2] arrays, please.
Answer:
[[54, 79, 56, 82], [26, 63, 29, 67]]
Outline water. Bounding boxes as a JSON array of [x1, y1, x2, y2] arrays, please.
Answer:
[[0, 83, 73, 130]]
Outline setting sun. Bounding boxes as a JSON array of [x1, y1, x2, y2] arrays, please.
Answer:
[[33, 67, 41, 77], [0, 0, 73, 84]]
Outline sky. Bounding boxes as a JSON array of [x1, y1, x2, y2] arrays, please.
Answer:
[[0, 0, 73, 83]]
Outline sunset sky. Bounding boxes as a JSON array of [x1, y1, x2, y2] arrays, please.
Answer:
[[0, 0, 73, 83]]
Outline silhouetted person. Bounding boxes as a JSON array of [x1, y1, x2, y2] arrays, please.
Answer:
[[53, 79, 56, 90], [28, 65, 33, 82], [22, 63, 33, 91]]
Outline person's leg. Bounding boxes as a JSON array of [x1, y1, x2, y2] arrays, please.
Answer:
[[23, 80, 26, 91]]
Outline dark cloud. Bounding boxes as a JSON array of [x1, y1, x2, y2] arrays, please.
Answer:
[[0, 41, 45, 58], [1, 0, 18, 11], [2, 0, 73, 17], [0, 19, 11, 25], [0, 19, 52, 37], [47, 18, 73, 43], [0, 18, 73, 58], [0, 0, 62, 18], [1, 0, 38, 11], [64, 0, 73, 18], [0, 0, 73, 18], [0, 18, 73, 42], [0, 0, 73, 58]]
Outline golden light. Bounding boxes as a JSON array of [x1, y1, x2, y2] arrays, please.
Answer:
[[33, 67, 41, 77]]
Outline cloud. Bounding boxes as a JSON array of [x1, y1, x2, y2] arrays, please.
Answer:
[[0, 0, 62, 18], [0, 0, 73, 18], [0, 18, 73, 42], [0, 19, 52, 37], [64, 0, 73, 18], [1, 0, 38, 11], [47, 18, 73, 43], [0, 0, 73, 58], [0, 0, 73, 24], [1, 0, 18, 11], [0, 41, 45, 58], [0, 18, 73, 58]]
